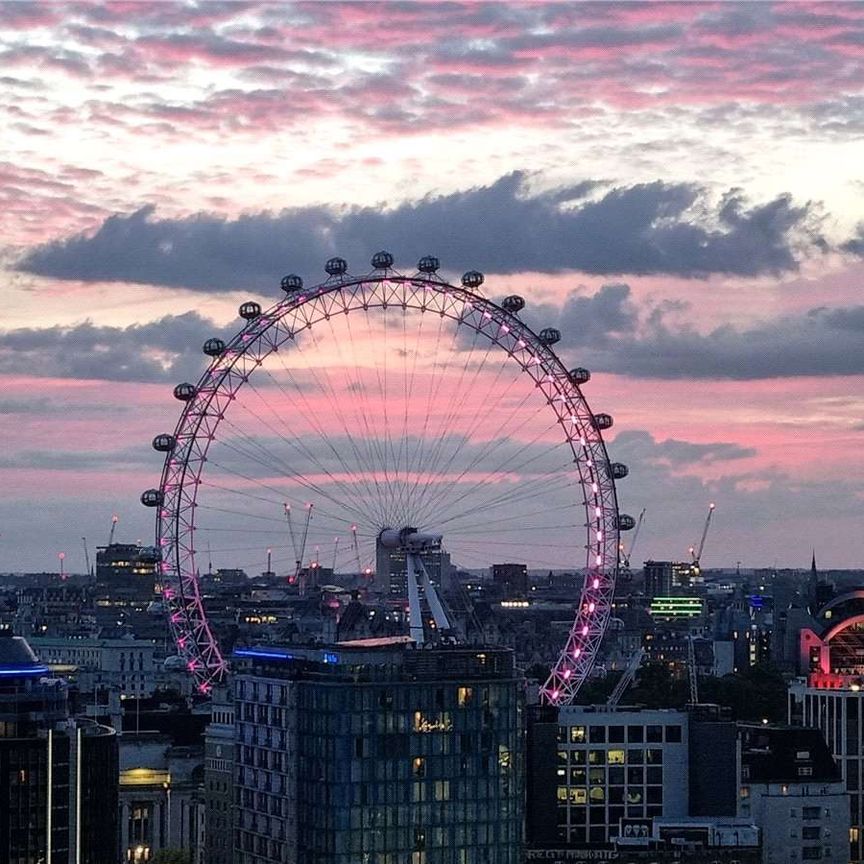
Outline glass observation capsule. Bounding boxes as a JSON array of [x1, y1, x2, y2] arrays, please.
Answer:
[[593, 413, 614, 430], [501, 295, 525, 313], [325, 257, 348, 276], [140, 489, 164, 507], [152, 434, 176, 452], [418, 256, 440, 273], [371, 251, 394, 269], [239, 301, 261, 320], [616, 513, 637, 531], [461, 270, 484, 288], [569, 367, 591, 385], [281, 274, 303, 292], [609, 462, 629, 480], [203, 338, 226, 356], [539, 327, 561, 346], [173, 383, 196, 401]]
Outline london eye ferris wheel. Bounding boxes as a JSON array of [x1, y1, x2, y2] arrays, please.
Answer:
[[140, 252, 634, 704]]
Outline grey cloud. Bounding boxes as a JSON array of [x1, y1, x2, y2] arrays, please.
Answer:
[[18, 173, 823, 291], [0, 311, 232, 383], [842, 224, 864, 256], [611, 430, 756, 466], [593, 303, 864, 380]]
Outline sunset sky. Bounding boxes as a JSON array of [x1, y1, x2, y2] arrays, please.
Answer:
[[1, 1, 863, 573]]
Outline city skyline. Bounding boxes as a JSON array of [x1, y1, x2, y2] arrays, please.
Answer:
[[1, 2, 863, 571]]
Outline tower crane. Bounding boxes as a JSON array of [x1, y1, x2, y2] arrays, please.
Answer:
[[283, 502, 314, 587], [81, 537, 92, 578], [689, 502, 716, 573], [351, 524, 363, 577], [606, 647, 645, 708], [618, 508, 646, 583], [687, 633, 700, 705], [108, 514, 119, 546]]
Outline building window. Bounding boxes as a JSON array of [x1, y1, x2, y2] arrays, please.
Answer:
[[608, 750, 625, 765], [665, 725, 682, 743], [803, 806, 822, 820], [570, 726, 586, 744]]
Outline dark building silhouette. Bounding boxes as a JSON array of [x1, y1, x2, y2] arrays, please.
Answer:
[[0, 632, 118, 864]]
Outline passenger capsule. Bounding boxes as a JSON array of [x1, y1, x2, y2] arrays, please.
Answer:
[[609, 462, 629, 480], [592, 413, 614, 430], [418, 255, 440, 273], [539, 327, 561, 346], [325, 257, 348, 276], [616, 513, 637, 531], [152, 434, 176, 453], [501, 295, 525, 313], [371, 251, 394, 270], [461, 270, 484, 288], [140, 489, 164, 507], [239, 301, 261, 320], [281, 274, 303, 292], [569, 367, 591, 385], [203, 338, 225, 357], [173, 383, 196, 401]]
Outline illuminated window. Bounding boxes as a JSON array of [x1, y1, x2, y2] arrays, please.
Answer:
[[570, 788, 587, 805], [608, 750, 625, 765], [570, 726, 586, 743], [557, 786, 568, 802], [458, 687, 473, 706], [589, 787, 605, 802], [740, 786, 750, 799], [413, 757, 425, 777]]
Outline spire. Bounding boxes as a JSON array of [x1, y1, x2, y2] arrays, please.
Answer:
[[811, 549, 818, 580]]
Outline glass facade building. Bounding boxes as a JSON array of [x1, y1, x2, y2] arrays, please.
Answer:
[[527, 706, 689, 848], [233, 640, 523, 864]]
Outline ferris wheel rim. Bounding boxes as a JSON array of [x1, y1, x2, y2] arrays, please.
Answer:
[[151, 264, 622, 697]]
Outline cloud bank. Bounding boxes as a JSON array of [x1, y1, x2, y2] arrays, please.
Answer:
[[18, 174, 823, 291]]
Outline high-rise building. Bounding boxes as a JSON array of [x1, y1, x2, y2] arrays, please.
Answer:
[[95, 542, 160, 601], [233, 639, 523, 863], [374, 531, 451, 597], [205, 685, 236, 864], [643, 561, 673, 599], [0, 632, 118, 864], [526, 705, 690, 848]]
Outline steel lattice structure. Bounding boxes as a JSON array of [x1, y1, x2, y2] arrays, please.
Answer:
[[143, 258, 628, 698]]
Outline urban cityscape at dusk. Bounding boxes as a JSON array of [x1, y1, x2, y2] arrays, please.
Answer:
[[0, 3, 863, 864]]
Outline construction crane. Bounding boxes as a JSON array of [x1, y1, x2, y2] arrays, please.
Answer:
[[689, 502, 716, 573], [607, 647, 645, 708], [81, 537, 92, 578], [618, 507, 646, 583], [687, 633, 700, 705], [108, 514, 119, 546], [351, 524, 363, 577]]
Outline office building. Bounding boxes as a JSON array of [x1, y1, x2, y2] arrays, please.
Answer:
[[527, 705, 690, 848], [0, 632, 118, 864], [95, 542, 160, 601], [738, 724, 848, 864], [233, 638, 523, 863], [205, 685, 236, 864]]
